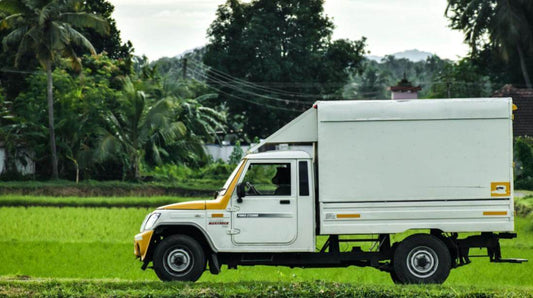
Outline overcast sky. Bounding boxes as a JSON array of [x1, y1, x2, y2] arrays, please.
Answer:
[[109, 0, 469, 61]]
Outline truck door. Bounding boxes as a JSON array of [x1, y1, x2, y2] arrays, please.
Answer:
[[231, 160, 298, 244]]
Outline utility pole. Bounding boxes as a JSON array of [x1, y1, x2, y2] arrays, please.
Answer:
[[182, 58, 188, 80]]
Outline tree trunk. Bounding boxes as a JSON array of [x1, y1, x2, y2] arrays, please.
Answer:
[[75, 162, 79, 184], [516, 45, 532, 89], [134, 153, 141, 181], [46, 60, 59, 179]]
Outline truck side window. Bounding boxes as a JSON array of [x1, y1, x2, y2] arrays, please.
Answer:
[[242, 163, 291, 196], [299, 161, 309, 196]]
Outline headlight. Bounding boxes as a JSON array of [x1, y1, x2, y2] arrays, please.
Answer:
[[139, 214, 150, 232], [142, 212, 161, 231]]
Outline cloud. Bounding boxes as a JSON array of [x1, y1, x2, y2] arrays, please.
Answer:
[[109, 0, 468, 61]]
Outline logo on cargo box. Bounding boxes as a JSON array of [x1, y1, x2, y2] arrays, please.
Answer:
[[491, 182, 510, 197]]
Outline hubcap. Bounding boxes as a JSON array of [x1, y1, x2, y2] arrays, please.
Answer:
[[166, 248, 191, 273], [406, 246, 439, 278]]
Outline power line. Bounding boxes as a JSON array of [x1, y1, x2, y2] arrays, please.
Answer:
[[187, 58, 317, 98], [188, 76, 307, 113], [187, 58, 338, 99], [187, 66, 312, 106]]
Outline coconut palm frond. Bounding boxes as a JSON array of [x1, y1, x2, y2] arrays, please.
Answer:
[[59, 12, 109, 35]]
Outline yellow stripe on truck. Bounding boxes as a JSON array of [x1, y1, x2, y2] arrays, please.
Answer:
[[159, 160, 247, 211], [206, 160, 247, 210]]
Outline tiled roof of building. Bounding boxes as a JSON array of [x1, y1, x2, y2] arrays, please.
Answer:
[[389, 73, 422, 92], [493, 84, 533, 137], [389, 85, 422, 92]]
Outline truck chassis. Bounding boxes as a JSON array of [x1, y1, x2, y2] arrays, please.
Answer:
[[142, 227, 526, 284]]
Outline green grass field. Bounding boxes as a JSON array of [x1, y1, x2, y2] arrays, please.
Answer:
[[0, 198, 532, 296]]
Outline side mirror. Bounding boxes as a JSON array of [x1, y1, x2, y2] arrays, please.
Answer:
[[236, 183, 245, 203]]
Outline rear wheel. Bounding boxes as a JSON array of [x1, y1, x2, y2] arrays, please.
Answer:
[[392, 234, 451, 284], [390, 270, 401, 284], [153, 234, 206, 281]]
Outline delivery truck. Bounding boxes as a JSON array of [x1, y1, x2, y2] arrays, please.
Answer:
[[134, 98, 526, 284]]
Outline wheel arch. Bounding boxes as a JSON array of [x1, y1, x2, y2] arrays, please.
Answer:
[[391, 229, 458, 262], [147, 223, 217, 261]]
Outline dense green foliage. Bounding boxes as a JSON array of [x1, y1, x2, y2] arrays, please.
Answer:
[[446, 0, 533, 88], [203, 0, 367, 138], [0, 55, 226, 181], [0, 1, 226, 181], [0, 205, 531, 288], [515, 137, 533, 190], [345, 55, 492, 100], [1, 0, 533, 184], [0, 0, 109, 179]]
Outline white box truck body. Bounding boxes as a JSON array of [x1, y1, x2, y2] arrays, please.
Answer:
[[134, 98, 525, 284]]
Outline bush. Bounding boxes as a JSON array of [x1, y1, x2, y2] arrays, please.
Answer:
[[515, 196, 533, 217], [515, 137, 533, 190], [150, 164, 194, 182], [228, 141, 244, 165], [515, 178, 533, 191], [196, 162, 234, 180], [149, 161, 234, 182]]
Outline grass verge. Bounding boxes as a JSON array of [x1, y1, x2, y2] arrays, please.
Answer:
[[0, 180, 223, 197], [0, 279, 532, 297], [0, 195, 201, 208]]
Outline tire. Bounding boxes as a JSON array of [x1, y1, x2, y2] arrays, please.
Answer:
[[392, 234, 451, 284], [390, 270, 402, 284], [153, 234, 206, 282]]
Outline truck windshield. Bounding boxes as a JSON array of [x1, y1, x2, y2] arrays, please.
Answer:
[[218, 160, 244, 196]]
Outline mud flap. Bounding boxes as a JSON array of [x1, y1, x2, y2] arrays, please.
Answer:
[[209, 253, 221, 274]]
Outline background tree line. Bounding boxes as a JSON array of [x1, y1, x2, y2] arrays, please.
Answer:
[[0, 0, 532, 182]]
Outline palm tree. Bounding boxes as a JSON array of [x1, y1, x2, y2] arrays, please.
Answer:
[[0, 0, 109, 179], [158, 80, 226, 166], [446, 0, 533, 88], [96, 77, 187, 180]]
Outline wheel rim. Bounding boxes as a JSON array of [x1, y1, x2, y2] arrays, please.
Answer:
[[406, 246, 439, 279], [166, 248, 193, 274]]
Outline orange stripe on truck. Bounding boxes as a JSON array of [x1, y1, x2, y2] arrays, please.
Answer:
[[336, 213, 360, 219], [483, 211, 507, 216]]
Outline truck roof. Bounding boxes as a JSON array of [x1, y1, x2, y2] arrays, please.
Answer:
[[317, 98, 510, 122], [249, 98, 512, 153], [245, 150, 311, 160]]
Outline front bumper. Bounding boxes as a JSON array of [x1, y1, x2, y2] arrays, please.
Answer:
[[134, 230, 154, 261]]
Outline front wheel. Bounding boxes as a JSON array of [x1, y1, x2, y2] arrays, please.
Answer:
[[392, 234, 451, 284], [153, 234, 206, 281]]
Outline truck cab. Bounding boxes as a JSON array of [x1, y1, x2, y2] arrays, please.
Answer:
[[135, 151, 316, 280]]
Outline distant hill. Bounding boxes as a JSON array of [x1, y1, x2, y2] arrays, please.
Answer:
[[391, 49, 434, 61], [366, 49, 435, 62]]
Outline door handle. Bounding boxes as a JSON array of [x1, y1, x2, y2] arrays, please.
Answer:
[[280, 200, 290, 205]]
